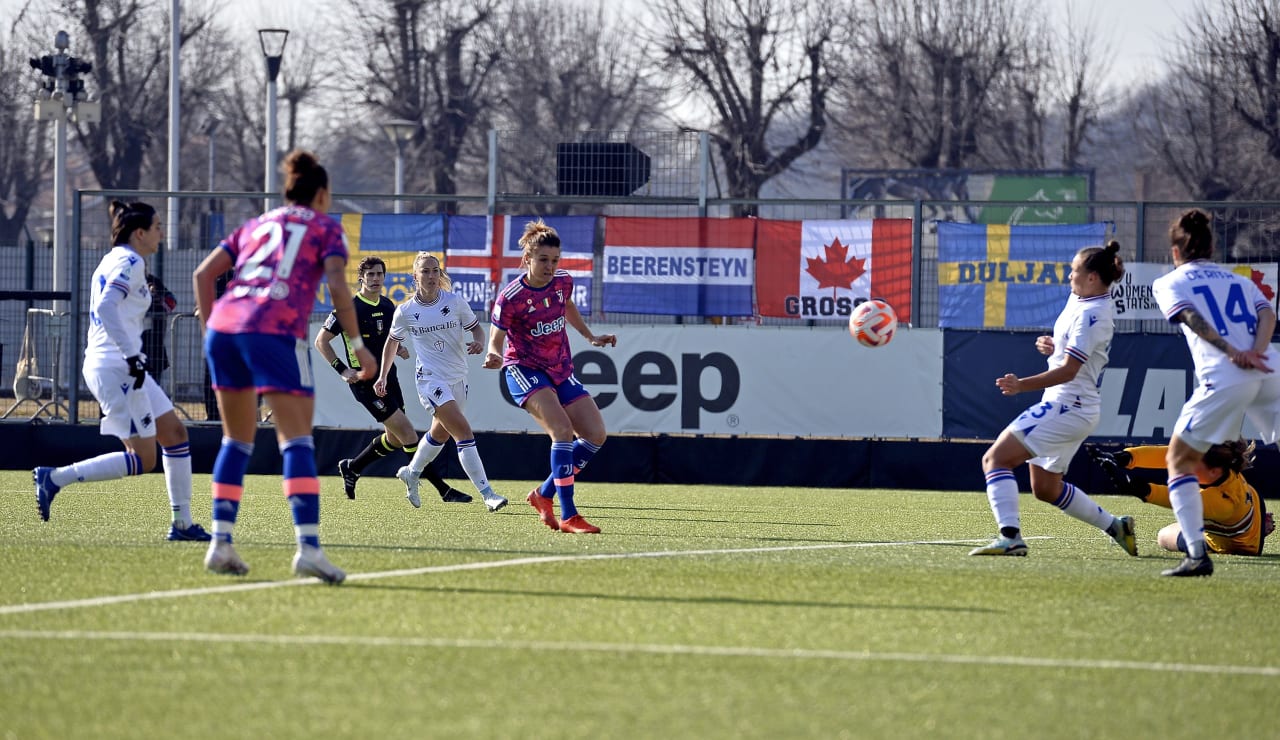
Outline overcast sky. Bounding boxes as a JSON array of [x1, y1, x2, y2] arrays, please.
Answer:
[[4, 0, 1195, 90]]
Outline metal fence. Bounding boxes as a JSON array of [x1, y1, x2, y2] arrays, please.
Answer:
[[0, 190, 1275, 424]]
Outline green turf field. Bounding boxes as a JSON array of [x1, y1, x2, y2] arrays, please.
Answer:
[[1, 471, 1277, 739]]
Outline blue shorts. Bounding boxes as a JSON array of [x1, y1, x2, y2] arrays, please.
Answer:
[[504, 365, 590, 408], [205, 330, 314, 396]]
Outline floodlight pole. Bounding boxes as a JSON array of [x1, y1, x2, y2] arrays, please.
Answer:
[[259, 28, 289, 211]]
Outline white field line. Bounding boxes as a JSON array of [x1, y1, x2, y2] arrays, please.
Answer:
[[0, 537, 1032, 616], [0, 628, 1276, 677]]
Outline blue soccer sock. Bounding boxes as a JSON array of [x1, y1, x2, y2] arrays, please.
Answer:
[[550, 441, 577, 519], [211, 437, 253, 544], [540, 438, 601, 497], [281, 436, 321, 549]]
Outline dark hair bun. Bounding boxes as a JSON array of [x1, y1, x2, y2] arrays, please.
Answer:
[[1104, 240, 1120, 254], [1183, 210, 1210, 230], [285, 150, 319, 177]]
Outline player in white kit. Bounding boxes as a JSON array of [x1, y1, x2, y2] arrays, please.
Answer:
[[374, 252, 508, 512], [1151, 209, 1280, 577], [33, 201, 208, 541], [971, 242, 1136, 558]]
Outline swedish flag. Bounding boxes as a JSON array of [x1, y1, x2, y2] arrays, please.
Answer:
[[937, 222, 1108, 328]]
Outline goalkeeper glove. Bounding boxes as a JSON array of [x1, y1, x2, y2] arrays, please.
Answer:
[[1085, 444, 1148, 499]]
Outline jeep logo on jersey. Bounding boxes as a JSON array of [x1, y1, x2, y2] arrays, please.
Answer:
[[498, 350, 740, 429]]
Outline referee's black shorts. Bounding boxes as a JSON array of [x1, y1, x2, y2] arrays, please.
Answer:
[[350, 378, 405, 423]]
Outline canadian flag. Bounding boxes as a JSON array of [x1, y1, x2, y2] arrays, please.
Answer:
[[756, 219, 912, 322]]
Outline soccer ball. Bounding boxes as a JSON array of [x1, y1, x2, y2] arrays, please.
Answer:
[[848, 299, 898, 347]]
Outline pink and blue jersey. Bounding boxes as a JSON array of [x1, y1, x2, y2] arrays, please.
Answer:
[[206, 205, 347, 340], [491, 271, 575, 384]]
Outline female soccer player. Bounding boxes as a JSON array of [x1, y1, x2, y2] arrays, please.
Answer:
[[1088, 441, 1272, 557], [374, 253, 508, 512], [1150, 209, 1280, 576], [483, 220, 616, 533], [194, 149, 374, 584], [971, 241, 1136, 558], [33, 200, 209, 542], [314, 256, 471, 504]]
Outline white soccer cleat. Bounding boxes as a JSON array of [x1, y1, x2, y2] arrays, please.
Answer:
[[204, 540, 250, 576], [396, 465, 421, 508], [292, 545, 346, 585], [483, 492, 509, 512]]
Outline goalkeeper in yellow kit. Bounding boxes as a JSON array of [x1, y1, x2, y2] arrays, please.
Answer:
[[1088, 441, 1273, 556]]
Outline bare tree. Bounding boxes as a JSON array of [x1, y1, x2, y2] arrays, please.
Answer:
[[1054, 1, 1114, 169], [55, 0, 221, 189], [351, 0, 507, 212], [653, 0, 841, 216], [841, 0, 1047, 169], [493, 0, 666, 208], [1135, 0, 1280, 201], [0, 6, 51, 245]]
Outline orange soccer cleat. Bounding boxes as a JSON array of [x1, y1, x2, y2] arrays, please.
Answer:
[[527, 489, 560, 531], [558, 514, 601, 534]]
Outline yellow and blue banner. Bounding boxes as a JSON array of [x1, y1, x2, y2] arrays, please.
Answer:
[[314, 213, 445, 310], [937, 222, 1108, 328]]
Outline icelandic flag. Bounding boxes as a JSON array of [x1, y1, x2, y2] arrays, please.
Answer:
[[755, 219, 913, 322], [937, 222, 1108, 328], [446, 215, 596, 312], [602, 217, 755, 316], [318, 213, 445, 309]]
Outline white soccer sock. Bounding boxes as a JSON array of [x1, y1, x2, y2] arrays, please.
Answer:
[[52, 451, 137, 488], [162, 443, 194, 527], [408, 436, 445, 474], [1168, 474, 1208, 558], [1052, 482, 1115, 530], [984, 468, 1021, 531], [456, 439, 494, 496]]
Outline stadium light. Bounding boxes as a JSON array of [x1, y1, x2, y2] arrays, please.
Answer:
[[30, 30, 97, 315], [381, 119, 417, 214], [258, 28, 289, 209]]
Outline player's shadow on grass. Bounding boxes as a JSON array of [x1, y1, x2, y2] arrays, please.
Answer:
[[345, 583, 1000, 613]]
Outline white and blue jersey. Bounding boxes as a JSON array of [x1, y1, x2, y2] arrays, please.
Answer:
[[1041, 293, 1114, 416], [1153, 259, 1278, 390], [86, 245, 149, 364]]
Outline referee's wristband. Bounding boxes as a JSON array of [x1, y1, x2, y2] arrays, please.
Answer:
[[330, 358, 349, 374], [348, 335, 366, 352]]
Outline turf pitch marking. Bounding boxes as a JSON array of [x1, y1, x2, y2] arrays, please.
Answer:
[[0, 537, 1037, 616], [0, 628, 1276, 677]]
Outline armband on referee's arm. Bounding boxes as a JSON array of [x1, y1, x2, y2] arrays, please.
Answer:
[[331, 357, 349, 374]]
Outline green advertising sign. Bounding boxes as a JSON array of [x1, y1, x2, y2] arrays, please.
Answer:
[[976, 175, 1091, 225]]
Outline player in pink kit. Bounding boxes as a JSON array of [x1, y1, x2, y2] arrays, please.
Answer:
[[194, 150, 374, 583], [483, 220, 617, 533]]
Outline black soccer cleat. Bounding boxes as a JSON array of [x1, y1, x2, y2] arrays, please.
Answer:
[[337, 458, 359, 500], [1161, 555, 1214, 577], [440, 487, 473, 504]]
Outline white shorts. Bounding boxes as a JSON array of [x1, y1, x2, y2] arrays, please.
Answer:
[[1005, 400, 1099, 474], [1174, 375, 1280, 452], [415, 377, 468, 414], [84, 361, 174, 440]]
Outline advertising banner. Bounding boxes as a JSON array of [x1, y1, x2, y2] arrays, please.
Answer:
[[1111, 262, 1278, 321], [602, 217, 755, 316], [311, 321, 945, 438], [942, 331, 1206, 442]]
